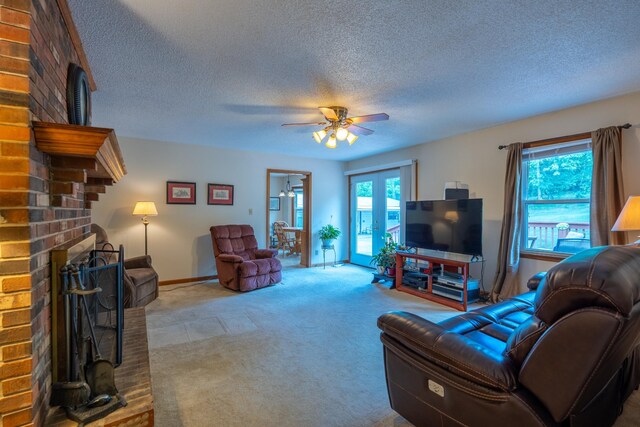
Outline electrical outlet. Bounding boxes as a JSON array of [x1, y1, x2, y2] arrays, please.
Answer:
[[315, 250, 318, 255], [248, 208, 253, 215]]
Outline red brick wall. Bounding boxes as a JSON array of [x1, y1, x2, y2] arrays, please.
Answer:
[[1, 1, 36, 425], [1, 0, 92, 425]]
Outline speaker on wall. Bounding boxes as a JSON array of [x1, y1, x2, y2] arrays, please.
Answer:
[[445, 188, 469, 200], [444, 181, 469, 200]]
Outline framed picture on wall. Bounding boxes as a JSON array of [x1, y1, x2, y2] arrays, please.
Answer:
[[269, 197, 280, 211], [208, 183, 234, 205], [166, 181, 196, 204]]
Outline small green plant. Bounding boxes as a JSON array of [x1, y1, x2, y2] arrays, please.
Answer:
[[370, 233, 398, 269], [319, 224, 341, 241]]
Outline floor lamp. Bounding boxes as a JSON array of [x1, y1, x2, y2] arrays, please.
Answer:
[[133, 201, 158, 255]]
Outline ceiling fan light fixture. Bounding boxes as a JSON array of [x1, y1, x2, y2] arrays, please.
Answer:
[[335, 127, 348, 141], [313, 129, 327, 143], [284, 106, 388, 149], [326, 134, 337, 149]]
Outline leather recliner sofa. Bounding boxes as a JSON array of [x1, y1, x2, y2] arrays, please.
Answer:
[[210, 224, 282, 291], [378, 246, 640, 427]]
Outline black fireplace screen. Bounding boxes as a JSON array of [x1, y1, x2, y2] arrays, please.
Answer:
[[62, 246, 124, 383]]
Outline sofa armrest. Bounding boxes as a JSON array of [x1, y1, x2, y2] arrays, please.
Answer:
[[254, 249, 277, 259], [218, 254, 244, 263], [124, 255, 152, 269], [122, 270, 136, 308], [378, 311, 517, 391], [527, 272, 546, 290]]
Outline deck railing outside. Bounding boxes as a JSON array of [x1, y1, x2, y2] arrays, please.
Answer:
[[527, 222, 589, 251]]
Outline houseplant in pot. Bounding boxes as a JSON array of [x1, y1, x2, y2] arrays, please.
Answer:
[[319, 224, 341, 248], [371, 233, 398, 276]]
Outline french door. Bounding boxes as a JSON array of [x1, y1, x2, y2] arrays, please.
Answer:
[[350, 170, 401, 267]]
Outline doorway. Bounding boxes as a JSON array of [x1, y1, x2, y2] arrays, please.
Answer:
[[266, 169, 312, 267], [350, 170, 401, 267]]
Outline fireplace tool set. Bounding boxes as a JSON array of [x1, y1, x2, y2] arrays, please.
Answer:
[[50, 248, 126, 423]]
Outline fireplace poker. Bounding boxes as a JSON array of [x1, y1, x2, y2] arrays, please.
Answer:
[[69, 266, 118, 399], [49, 266, 92, 409]]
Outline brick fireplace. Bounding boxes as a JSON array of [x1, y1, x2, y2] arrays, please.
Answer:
[[0, 1, 126, 425]]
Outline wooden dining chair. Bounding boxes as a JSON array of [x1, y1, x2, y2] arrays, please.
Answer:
[[273, 221, 296, 256]]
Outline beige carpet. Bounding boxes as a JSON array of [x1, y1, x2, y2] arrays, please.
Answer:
[[145, 264, 640, 427]]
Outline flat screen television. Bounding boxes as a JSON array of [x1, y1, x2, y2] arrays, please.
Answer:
[[405, 199, 483, 256]]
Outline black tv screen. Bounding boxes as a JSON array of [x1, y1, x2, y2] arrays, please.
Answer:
[[405, 199, 483, 256]]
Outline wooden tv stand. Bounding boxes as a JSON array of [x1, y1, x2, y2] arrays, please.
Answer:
[[395, 251, 479, 311]]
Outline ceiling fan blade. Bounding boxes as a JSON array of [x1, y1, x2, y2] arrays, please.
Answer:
[[319, 107, 339, 121], [281, 122, 327, 127], [348, 113, 389, 124], [348, 124, 374, 136]]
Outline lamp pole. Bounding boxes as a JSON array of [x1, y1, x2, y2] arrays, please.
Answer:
[[142, 215, 149, 256]]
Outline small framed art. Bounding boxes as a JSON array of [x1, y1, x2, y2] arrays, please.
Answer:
[[269, 197, 280, 211], [166, 181, 196, 204], [208, 183, 234, 205]]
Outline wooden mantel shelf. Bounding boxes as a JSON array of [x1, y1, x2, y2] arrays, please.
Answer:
[[33, 121, 127, 182]]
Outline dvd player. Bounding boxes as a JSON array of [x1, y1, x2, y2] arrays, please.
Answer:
[[402, 276, 429, 288], [433, 274, 479, 290]]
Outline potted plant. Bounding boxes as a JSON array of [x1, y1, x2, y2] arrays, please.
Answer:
[[371, 233, 398, 276], [319, 224, 341, 248]]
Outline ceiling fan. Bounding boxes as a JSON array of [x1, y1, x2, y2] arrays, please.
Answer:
[[282, 106, 389, 148]]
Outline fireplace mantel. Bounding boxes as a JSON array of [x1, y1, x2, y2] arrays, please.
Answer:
[[33, 121, 127, 182], [32, 121, 127, 207]]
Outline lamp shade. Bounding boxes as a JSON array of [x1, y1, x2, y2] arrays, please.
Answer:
[[612, 196, 640, 231], [312, 129, 327, 144], [132, 201, 158, 216], [336, 127, 348, 141], [346, 132, 358, 145], [325, 134, 337, 149]]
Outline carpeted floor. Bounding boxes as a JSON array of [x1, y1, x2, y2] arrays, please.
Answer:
[[145, 264, 640, 427]]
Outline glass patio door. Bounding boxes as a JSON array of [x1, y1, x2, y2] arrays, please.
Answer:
[[350, 170, 401, 267]]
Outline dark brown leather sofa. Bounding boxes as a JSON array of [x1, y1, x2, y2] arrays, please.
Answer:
[[210, 224, 282, 292], [91, 224, 159, 308], [378, 246, 640, 427]]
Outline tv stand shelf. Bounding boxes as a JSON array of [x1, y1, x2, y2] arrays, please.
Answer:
[[395, 251, 477, 311]]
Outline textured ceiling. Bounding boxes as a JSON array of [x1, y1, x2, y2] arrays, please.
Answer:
[[68, 0, 640, 161]]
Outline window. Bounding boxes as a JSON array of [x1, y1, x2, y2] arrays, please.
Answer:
[[293, 188, 303, 227], [522, 138, 593, 255]]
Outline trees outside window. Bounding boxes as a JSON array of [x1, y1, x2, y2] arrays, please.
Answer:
[[522, 139, 592, 253]]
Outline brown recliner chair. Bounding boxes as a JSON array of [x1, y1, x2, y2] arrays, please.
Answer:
[[378, 246, 640, 427], [91, 224, 159, 308], [210, 224, 282, 292]]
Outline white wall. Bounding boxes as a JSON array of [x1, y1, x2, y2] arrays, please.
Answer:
[[346, 91, 640, 293], [92, 137, 347, 281]]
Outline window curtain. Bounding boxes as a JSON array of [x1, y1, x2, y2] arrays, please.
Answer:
[[398, 161, 417, 244], [591, 126, 625, 246], [491, 143, 523, 302]]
